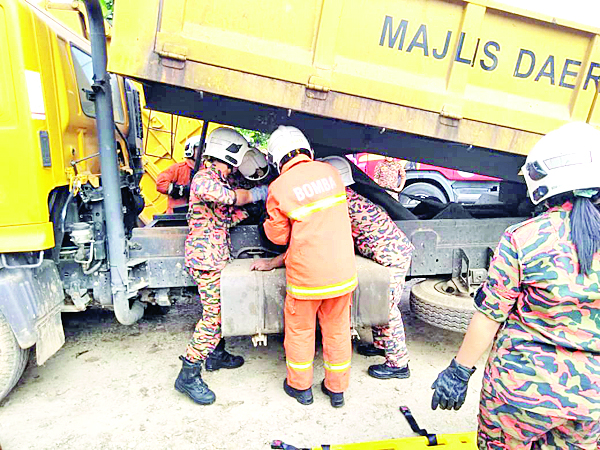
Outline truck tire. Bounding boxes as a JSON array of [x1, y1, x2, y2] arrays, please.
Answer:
[[400, 182, 447, 208], [410, 278, 475, 333], [0, 311, 29, 402]]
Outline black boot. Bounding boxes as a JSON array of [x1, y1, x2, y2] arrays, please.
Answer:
[[174, 356, 216, 405], [283, 379, 313, 405], [321, 380, 344, 408], [356, 343, 385, 357], [368, 363, 410, 380], [205, 339, 244, 371]]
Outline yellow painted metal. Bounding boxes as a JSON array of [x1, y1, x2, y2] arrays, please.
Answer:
[[25, 1, 216, 227], [109, 0, 600, 157], [0, 224, 55, 253], [137, 109, 220, 224], [302, 432, 477, 449], [0, 0, 131, 252]]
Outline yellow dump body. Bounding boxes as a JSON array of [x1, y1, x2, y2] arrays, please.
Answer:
[[0, 1, 131, 252], [138, 110, 220, 224], [108, 0, 600, 180]]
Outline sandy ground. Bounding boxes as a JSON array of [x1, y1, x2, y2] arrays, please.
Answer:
[[0, 282, 487, 450]]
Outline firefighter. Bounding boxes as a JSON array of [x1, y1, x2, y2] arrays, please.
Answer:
[[431, 122, 600, 449], [253, 156, 415, 380], [262, 126, 357, 408], [174, 127, 269, 405], [156, 136, 200, 213]]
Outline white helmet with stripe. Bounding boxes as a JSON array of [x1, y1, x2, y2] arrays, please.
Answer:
[[238, 147, 270, 181], [184, 135, 201, 159], [267, 125, 314, 172], [522, 122, 600, 204], [203, 127, 250, 167], [319, 156, 354, 187]]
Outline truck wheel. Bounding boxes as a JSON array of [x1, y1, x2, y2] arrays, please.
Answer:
[[0, 311, 29, 401], [400, 182, 447, 208], [410, 278, 475, 333]]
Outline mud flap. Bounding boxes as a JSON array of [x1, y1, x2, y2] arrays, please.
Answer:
[[34, 304, 65, 365], [0, 261, 66, 364]]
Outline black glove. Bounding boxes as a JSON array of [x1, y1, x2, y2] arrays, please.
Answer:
[[431, 358, 476, 411], [168, 183, 190, 199]]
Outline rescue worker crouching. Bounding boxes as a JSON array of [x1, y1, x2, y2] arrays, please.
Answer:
[[156, 136, 200, 213], [431, 122, 600, 449], [175, 127, 269, 405], [261, 126, 358, 408]]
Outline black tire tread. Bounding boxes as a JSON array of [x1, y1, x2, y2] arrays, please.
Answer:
[[409, 279, 476, 333]]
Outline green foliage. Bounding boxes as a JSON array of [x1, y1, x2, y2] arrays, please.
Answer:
[[98, 0, 114, 20], [235, 128, 270, 150]]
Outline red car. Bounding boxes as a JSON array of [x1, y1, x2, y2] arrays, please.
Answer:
[[348, 153, 501, 208]]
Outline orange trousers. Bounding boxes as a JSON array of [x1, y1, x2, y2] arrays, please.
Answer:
[[284, 293, 352, 393]]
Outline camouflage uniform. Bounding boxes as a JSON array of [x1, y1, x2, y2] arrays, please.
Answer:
[[373, 158, 406, 200], [184, 165, 247, 363], [346, 188, 414, 367], [476, 202, 600, 449]]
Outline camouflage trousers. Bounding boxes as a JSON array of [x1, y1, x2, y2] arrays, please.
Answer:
[[478, 387, 600, 450], [185, 269, 222, 363], [372, 266, 409, 368]]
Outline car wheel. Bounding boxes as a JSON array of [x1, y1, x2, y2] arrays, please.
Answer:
[[0, 311, 29, 402], [400, 182, 447, 208]]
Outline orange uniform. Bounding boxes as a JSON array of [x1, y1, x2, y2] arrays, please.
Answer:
[[264, 154, 357, 393], [156, 159, 195, 213]]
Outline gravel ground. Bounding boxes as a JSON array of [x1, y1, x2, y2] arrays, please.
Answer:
[[0, 281, 487, 450]]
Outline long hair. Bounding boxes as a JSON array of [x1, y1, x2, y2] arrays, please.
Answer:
[[546, 192, 600, 275]]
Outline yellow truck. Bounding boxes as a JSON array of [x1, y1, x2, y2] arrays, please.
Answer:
[[0, 0, 392, 401], [0, 0, 153, 400], [106, 0, 600, 331]]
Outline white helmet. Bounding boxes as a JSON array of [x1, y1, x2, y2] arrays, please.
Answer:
[[522, 122, 600, 205], [267, 125, 314, 172], [202, 127, 250, 167], [319, 156, 354, 187], [184, 135, 201, 159], [239, 147, 270, 181]]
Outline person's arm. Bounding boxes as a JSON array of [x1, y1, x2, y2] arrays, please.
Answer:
[[156, 164, 177, 195], [455, 311, 501, 368], [263, 188, 291, 245], [373, 162, 382, 184], [250, 253, 285, 271], [397, 162, 407, 192], [431, 230, 521, 411], [234, 185, 268, 206]]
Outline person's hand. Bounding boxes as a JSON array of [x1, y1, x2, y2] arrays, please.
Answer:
[[168, 183, 189, 199], [431, 358, 476, 411], [249, 185, 269, 203], [250, 259, 274, 271]]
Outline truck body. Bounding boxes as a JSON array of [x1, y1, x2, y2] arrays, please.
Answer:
[[105, 0, 600, 333], [109, 0, 600, 183]]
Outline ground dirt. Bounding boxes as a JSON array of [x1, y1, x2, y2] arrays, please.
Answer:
[[0, 281, 488, 450]]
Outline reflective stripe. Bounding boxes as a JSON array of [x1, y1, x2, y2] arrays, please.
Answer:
[[287, 275, 358, 298], [324, 360, 351, 372], [287, 194, 347, 221], [286, 360, 313, 371]]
